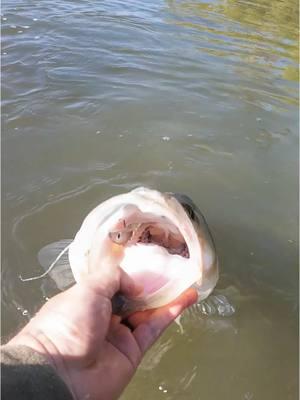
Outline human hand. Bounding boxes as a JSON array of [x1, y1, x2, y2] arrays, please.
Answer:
[[8, 264, 197, 400]]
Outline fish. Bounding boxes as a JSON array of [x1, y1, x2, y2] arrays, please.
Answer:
[[36, 187, 219, 316]]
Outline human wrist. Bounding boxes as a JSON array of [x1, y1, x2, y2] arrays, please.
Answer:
[[8, 330, 58, 367], [7, 330, 75, 398], [1, 341, 74, 400]]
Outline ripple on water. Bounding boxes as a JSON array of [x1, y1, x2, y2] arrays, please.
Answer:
[[2, 1, 298, 399]]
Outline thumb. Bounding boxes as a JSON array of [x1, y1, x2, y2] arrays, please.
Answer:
[[119, 268, 143, 298], [82, 266, 143, 300]]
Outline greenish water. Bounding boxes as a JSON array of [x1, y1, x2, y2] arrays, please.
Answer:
[[2, 1, 298, 399]]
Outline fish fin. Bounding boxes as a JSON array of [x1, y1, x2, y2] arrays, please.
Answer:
[[199, 293, 235, 317], [37, 240, 75, 290]]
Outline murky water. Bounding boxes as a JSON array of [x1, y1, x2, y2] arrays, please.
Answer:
[[1, 0, 298, 399]]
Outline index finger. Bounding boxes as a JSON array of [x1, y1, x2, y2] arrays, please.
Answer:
[[130, 288, 198, 354]]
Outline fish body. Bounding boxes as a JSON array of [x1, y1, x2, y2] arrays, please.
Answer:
[[67, 187, 219, 315]]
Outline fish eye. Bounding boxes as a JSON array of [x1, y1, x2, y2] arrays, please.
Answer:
[[183, 203, 195, 220], [109, 230, 132, 245]]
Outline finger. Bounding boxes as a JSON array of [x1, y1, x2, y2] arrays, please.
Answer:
[[107, 316, 142, 369], [83, 268, 120, 299], [119, 269, 143, 298], [128, 288, 197, 327], [131, 288, 197, 354], [87, 220, 124, 296], [111, 314, 122, 327]]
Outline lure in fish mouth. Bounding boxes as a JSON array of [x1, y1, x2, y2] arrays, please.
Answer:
[[34, 187, 218, 317]]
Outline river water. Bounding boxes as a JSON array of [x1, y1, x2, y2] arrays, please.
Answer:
[[1, 1, 298, 399]]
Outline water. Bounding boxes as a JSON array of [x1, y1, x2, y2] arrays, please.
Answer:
[[1, 0, 298, 399]]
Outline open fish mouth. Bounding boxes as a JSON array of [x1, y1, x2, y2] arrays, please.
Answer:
[[115, 216, 192, 298], [129, 223, 189, 258]]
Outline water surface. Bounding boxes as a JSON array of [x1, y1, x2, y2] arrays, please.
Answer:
[[1, 1, 298, 399]]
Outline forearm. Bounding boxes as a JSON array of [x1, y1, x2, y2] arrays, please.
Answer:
[[1, 344, 73, 400]]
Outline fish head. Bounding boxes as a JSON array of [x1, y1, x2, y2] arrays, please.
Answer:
[[68, 187, 219, 313]]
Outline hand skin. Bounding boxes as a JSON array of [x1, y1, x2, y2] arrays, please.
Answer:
[[6, 264, 197, 400]]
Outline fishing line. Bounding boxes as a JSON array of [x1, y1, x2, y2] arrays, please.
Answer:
[[19, 243, 71, 282]]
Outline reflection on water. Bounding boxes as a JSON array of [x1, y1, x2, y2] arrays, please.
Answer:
[[1, 0, 298, 399], [168, 0, 299, 83]]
